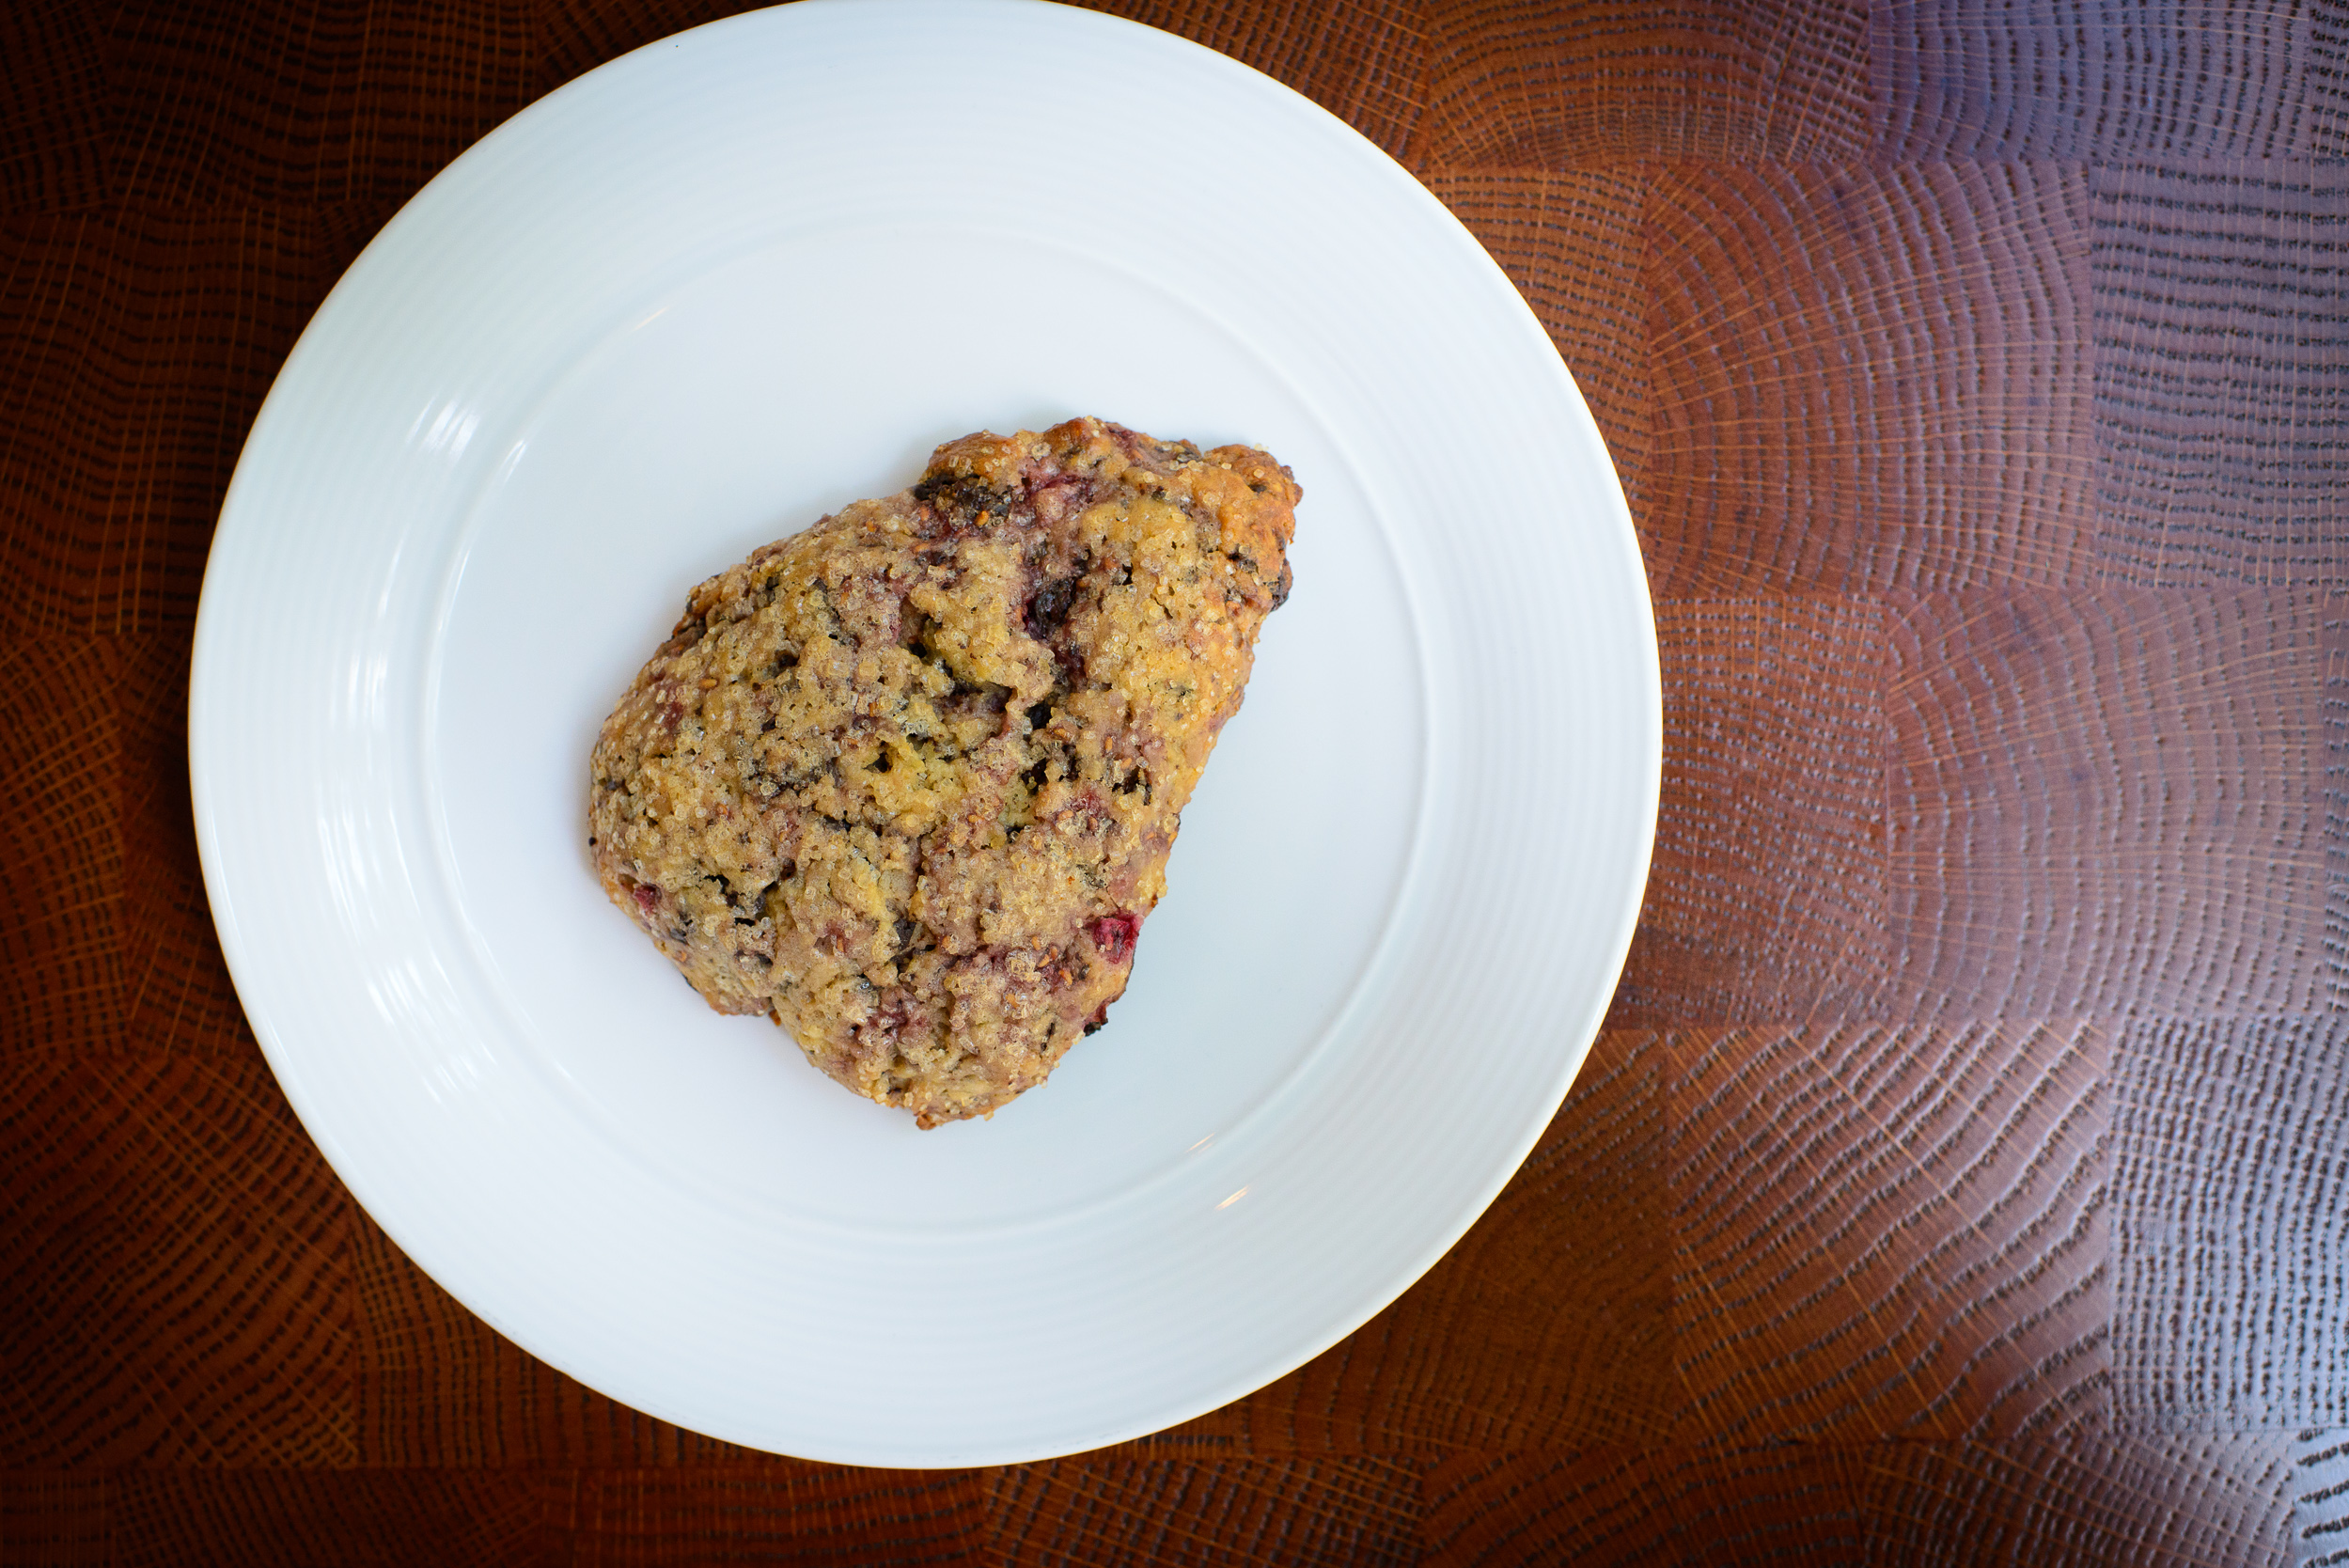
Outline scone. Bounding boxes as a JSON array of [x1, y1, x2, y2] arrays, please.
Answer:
[[589, 417, 1299, 1126]]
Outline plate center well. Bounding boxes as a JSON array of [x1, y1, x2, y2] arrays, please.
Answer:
[[428, 230, 1425, 1232]]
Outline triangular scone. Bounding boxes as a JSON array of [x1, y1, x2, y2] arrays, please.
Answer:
[[590, 418, 1300, 1126]]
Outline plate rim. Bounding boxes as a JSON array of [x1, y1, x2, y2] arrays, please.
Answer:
[[190, 0, 1662, 1466]]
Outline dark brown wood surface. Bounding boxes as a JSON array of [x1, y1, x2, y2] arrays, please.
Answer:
[[3, 1, 2343, 1562]]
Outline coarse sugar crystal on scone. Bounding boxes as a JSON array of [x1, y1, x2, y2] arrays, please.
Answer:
[[588, 417, 1299, 1127]]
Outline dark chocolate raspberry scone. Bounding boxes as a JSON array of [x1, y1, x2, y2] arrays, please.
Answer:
[[589, 418, 1299, 1126]]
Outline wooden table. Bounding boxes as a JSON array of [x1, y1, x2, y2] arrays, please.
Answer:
[[4, 1, 2342, 1561]]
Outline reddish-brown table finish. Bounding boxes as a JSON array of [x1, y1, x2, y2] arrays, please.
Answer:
[[5, 1, 2344, 1561]]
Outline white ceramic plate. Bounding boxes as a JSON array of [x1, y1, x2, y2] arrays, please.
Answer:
[[192, 0, 1658, 1466]]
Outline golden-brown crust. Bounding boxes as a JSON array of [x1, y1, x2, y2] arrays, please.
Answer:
[[588, 418, 1299, 1125]]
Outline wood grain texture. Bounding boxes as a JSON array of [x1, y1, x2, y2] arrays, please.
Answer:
[[1197, 1030, 1669, 1453], [1639, 163, 2093, 596], [1871, 2, 2346, 162], [2091, 163, 2348, 587], [3, 0, 2345, 1559], [0, 208, 325, 637], [987, 1458, 1422, 1566], [107, 0, 530, 207], [1415, 165, 1652, 486], [1887, 588, 2326, 1020], [352, 1215, 747, 1467], [0, 1471, 111, 1568], [1868, 1431, 2300, 1567], [573, 1466, 990, 1567], [1421, 1444, 1875, 1566], [0, 1, 113, 215], [0, 637, 122, 1053], [1424, 1433, 2303, 1566], [535, 0, 1429, 156], [110, 1469, 567, 1568], [1614, 598, 1888, 1025], [2112, 1017, 2349, 1433], [1669, 1021, 2110, 1445], [1, 214, 136, 637], [1416, 0, 1871, 166], [119, 632, 247, 1056], [2334, 604, 2349, 1013], [2295, 1429, 2349, 1568], [0, 1047, 356, 1467]]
